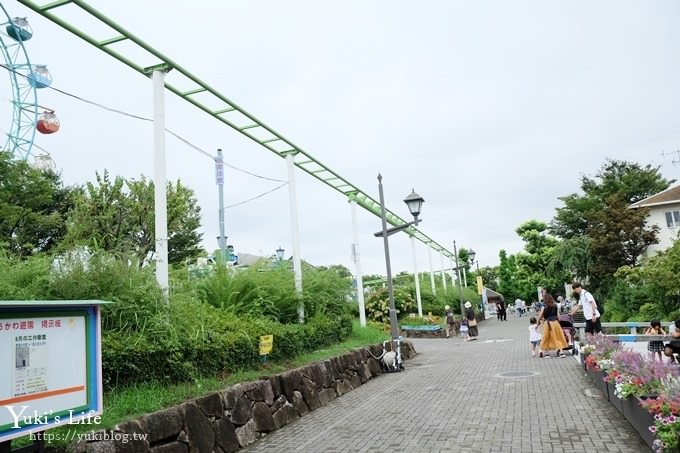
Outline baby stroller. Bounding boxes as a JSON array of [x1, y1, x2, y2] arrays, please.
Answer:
[[558, 313, 578, 355]]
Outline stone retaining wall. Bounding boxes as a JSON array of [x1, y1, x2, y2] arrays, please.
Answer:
[[70, 342, 416, 453]]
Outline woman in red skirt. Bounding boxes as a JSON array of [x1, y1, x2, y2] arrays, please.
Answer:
[[537, 293, 568, 358]]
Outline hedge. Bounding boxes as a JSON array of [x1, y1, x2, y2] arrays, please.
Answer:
[[102, 315, 353, 389]]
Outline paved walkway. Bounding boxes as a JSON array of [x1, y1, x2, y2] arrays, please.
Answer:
[[244, 315, 650, 453]]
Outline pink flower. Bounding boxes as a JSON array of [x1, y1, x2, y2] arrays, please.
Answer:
[[649, 425, 657, 433]]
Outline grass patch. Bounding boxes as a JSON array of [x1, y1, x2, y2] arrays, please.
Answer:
[[10, 320, 389, 449]]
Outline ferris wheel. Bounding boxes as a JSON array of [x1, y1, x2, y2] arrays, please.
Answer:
[[0, 3, 59, 162]]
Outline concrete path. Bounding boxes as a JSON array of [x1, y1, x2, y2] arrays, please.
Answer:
[[244, 315, 650, 453]]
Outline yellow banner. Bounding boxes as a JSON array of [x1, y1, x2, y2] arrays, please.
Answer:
[[259, 335, 273, 355], [476, 276, 484, 295]]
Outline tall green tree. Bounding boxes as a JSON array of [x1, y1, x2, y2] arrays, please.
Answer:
[[65, 171, 203, 265], [551, 159, 672, 239], [0, 152, 77, 256], [497, 250, 519, 299], [548, 236, 591, 282], [587, 194, 659, 288], [498, 221, 569, 301], [549, 159, 671, 293]]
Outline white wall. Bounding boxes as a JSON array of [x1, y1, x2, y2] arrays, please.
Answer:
[[644, 202, 680, 256]]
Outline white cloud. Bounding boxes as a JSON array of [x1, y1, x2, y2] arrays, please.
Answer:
[[9, 0, 680, 276]]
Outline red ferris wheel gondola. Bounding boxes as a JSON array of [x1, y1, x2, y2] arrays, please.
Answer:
[[36, 111, 59, 134]]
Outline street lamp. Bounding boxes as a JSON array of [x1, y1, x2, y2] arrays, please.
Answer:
[[469, 253, 484, 316], [275, 246, 286, 269], [453, 241, 466, 317], [460, 248, 475, 288], [374, 175, 424, 372]]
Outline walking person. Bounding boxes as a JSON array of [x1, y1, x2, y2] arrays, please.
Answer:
[[444, 305, 456, 338], [460, 317, 469, 342], [537, 293, 568, 358], [571, 282, 601, 335], [529, 317, 542, 357], [464, 301, 478, 341], [496, 298, 507, 321], [645, 320, 666, 361]]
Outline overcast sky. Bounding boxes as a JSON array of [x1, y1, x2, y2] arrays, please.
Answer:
[[8, 0, 680, 276]]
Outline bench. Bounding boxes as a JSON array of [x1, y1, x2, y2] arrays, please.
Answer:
[[400, 324, 444, 338]]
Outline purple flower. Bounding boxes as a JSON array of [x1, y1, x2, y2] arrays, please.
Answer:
[[649, 425, 657, 433], [669, 415, 678, 423], [655, 414, 662, 421]]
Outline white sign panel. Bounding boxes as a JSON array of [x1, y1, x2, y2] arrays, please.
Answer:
[[0, 315, 87, 429]]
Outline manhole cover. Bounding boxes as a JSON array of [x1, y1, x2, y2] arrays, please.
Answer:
[[495, 371, 538, 379]]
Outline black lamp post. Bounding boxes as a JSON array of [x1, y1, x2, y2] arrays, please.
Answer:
[[374, 175, 424, 371], [468, 249, 476, 266]]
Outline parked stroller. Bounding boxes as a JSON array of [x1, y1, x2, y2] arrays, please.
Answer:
[[558, 313, 578, 355]]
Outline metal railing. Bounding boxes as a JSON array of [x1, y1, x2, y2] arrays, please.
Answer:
[[574, 322, 675, 342]]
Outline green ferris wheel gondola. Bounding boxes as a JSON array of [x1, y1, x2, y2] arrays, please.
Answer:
[[0, 5, 39, 160]]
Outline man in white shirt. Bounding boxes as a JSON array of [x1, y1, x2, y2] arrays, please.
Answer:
[[571, 282, 601, 334]]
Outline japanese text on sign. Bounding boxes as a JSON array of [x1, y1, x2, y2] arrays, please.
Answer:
[[0, 319, 62, 330]]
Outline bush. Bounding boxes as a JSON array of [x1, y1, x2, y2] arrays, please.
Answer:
[[364, 287, 415, 323], [47, 251, 165, 332], [0, 252, 356, 389], [102, 296, 354, 389], [194, 265, 353, 324], [0, 253, 52, 299]]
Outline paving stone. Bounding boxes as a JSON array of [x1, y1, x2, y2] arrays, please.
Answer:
[[242, 316, 651, 453]]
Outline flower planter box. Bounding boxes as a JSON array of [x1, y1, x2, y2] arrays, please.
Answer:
[[621, 396, 656, 450], [607, 381, 624, 415], [586, 368, 609, 401]]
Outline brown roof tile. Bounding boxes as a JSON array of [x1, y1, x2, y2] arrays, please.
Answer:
[[630, 184, 680, 208]]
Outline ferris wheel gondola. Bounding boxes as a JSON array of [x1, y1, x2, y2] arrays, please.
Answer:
[[0, 5, 59, 162]]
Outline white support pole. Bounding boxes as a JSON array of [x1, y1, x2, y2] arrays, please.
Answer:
[[286, 153, 304, 322], [216, 149, 227, 265], [411, 236, 422, 317], [349, 199, 366, 327], [440, 252, 447, 292], [449, 258, 456, 286], [152, 69, 169, 294], [428, 247, 436, 295]]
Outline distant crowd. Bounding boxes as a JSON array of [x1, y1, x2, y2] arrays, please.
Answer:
[[442, 282, 680, 363]]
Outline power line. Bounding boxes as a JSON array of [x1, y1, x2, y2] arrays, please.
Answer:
[[0, 63, 285, 182], [223, 182, 289, 209], [0, 123, 287, 209]]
